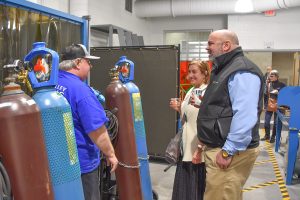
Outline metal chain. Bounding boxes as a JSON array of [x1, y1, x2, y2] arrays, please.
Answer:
[[118, 161, 140, 169], [138, 155, 150, 160], [117, 155, 149, 168]]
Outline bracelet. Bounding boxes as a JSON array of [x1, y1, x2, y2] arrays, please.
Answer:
[[197, 144, 205, 151]]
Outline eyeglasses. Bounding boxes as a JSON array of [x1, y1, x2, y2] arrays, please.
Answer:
[[80, 58, 92, 67]]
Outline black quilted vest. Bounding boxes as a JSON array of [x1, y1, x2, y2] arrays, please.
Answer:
[[197, 47, 264, 149]]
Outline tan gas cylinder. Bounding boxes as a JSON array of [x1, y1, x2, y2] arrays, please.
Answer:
[[0, 82, 54, 200], [105, 68, 143, 200]]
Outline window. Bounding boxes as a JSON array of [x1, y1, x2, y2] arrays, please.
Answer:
[[125, 0, 132, 13], [164, 30, 211, 61]]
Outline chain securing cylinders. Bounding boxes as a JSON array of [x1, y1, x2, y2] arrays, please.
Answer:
[[104, 109, 151, 163], [105, 66, 143, 199], [104, 107, 141, 169]]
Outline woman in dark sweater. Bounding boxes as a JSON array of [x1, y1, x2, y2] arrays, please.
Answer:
[[261, 70, 286, 143]]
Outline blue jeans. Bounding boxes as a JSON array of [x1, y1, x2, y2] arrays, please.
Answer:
[[264, 110, 277, 137]]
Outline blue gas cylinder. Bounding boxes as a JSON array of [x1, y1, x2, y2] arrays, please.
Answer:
[[25, 42, 84, 200], [116, 56, 153, 200]]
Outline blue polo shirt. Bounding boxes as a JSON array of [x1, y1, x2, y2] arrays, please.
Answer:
[[56, 70, 108, 173]]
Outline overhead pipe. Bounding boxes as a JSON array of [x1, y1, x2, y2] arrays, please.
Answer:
[[134, 0, 300, 18]]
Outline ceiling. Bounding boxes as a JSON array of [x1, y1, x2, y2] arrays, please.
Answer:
[[134, 0, 300, 18]]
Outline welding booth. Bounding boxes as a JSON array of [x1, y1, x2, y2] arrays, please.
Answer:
[[0, 1, 88, 199], [0, 0, 87, 85], [0, 1, 181, 200]]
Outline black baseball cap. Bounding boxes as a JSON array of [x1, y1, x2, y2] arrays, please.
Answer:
[[61, 44, 100, 61]]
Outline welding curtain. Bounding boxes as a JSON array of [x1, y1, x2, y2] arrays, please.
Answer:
[[0, 4, 81, 89]]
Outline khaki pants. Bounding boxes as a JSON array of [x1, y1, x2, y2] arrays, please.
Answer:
[[204, 147, 259, 200]]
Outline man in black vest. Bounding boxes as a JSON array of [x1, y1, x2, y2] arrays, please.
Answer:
[[197, 30, 263, 200]]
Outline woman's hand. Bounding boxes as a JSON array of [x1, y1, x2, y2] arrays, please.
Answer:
[[192, 148, 202, 164], [190, 94, 200, 108], [169, 98, 181, 112]]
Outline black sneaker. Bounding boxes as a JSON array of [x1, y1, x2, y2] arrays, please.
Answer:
[[261, 136, 270, 141], [269, 138, 275, 143]]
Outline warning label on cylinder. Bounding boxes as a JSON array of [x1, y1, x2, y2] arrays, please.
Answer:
[[132, 93, 143, 122], [63, 112, 79, 165]]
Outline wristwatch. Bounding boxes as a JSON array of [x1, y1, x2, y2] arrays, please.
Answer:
[[221, 150, 232, 159]]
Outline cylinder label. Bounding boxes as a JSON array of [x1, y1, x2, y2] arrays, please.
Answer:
[[132, 93, 143, 122], [63, 112, 78, 165]]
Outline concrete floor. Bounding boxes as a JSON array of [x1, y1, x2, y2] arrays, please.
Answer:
[[149, 129, 300, 200]]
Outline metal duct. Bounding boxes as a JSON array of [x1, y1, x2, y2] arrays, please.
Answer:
[[135, 0, 300, 18], [69, 0, 89, 17]]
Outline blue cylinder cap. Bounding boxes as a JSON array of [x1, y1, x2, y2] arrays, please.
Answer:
[[25, 42, 59, 89], [32, 42, 46, 49], [115, 56, 135, 83]]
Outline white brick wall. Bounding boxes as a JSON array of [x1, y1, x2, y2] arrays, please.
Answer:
[[26, 0, 69, 13], [88, 0, 150, 44], [147, 15, 227, 45], [229, 7, 300, 50]]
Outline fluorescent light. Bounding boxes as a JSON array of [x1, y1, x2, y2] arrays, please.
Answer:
[[188, 41, 200, 44], [235, 0, 254, 13]]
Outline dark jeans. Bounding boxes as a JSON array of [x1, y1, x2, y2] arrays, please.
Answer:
[[81, 167, 100, 200], [263, 94, 268, 110], [264, 110, 277, 135]]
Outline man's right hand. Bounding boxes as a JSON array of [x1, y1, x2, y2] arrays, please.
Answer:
[[106, 154, 118, 172], [89, 125, 119, 172]]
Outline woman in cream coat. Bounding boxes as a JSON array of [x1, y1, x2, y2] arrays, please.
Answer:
[[170, 60, 211, 200]]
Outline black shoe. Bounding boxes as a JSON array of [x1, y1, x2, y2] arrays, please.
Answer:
[[261, 136, 270, 141], [269, 137, 275, 143]]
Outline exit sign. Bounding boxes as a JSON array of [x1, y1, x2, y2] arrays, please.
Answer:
[[264, 10, 276, 16]]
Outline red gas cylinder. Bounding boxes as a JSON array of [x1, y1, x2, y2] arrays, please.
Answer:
[[105, 68, 143, 200], [0, 82, 54, 199]]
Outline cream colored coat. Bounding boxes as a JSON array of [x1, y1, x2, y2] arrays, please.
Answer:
[[181, 84, 207, 162]]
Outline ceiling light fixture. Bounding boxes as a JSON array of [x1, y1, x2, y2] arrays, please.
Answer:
[[235, 0, 254, 13]]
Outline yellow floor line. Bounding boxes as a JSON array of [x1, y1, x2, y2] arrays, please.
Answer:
[[242, 180, 278, 192], [254, 159, 272, 166], [265, 142, 291, 200], [242, 128, 291, 199], [241, 129, 291, 198]]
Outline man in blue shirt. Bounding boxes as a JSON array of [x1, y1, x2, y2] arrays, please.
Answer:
[[56, 44, 118, 200], [197, 30, 263, 200]]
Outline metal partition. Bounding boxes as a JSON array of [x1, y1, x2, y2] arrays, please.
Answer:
[[90, 46, 180, 158], [0, 0, 87, 92]]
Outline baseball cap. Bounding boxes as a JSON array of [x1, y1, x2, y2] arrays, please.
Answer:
[[61, 44, 100, 61]]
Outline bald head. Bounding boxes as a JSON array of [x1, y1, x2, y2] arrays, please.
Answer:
[[212, 29, 239, 46], [206, 29, 240, 59]]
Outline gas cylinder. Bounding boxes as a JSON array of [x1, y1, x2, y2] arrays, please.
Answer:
[[25, 42, 84, 200], [105, 68, 143, 200], [116, 56, 153, 200], [0, 61, 54, 200]]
